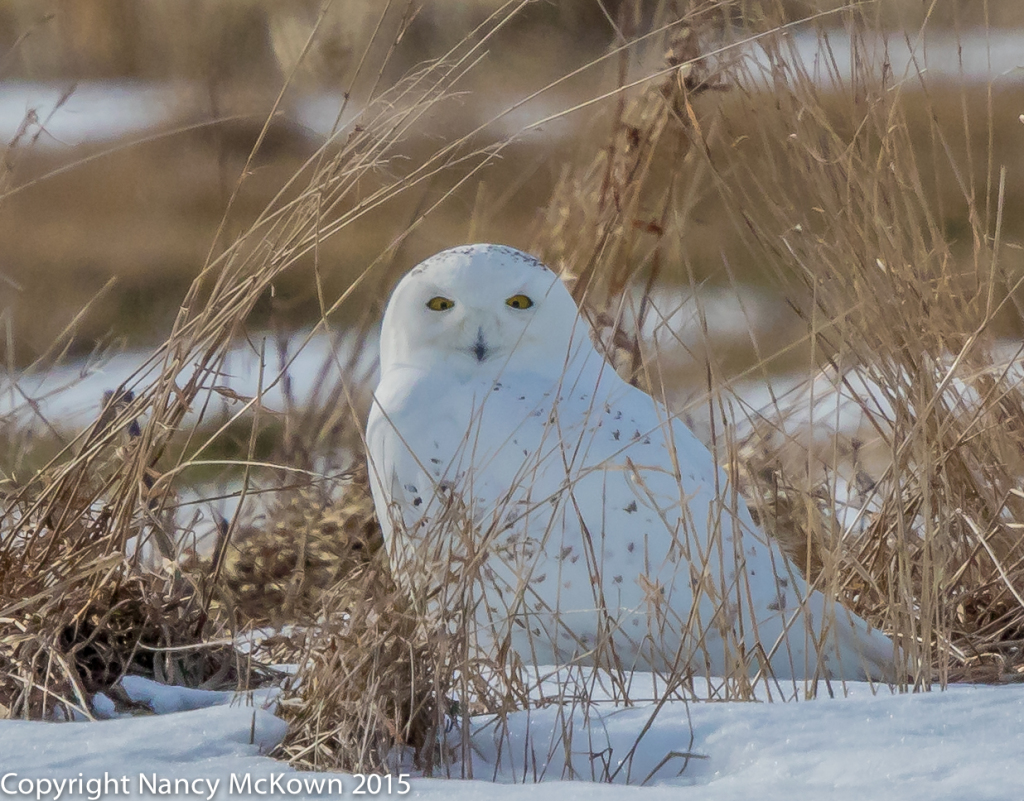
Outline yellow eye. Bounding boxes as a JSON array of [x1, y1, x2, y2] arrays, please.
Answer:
[[505, 294, 534, 310], [426, 296, 454, 311]]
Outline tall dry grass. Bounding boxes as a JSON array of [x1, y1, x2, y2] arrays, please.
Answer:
[[1, 0, 1023, 782], [701, 5, 1024, 687], [0, 1, 536, 720], [532, 0, 1024, 692]]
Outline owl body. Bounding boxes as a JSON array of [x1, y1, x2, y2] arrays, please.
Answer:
[[366, 244, 896, 682]]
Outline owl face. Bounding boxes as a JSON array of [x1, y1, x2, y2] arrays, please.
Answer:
[[379, 244, 584, 379]]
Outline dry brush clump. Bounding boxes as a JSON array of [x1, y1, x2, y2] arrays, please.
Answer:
[[275, 553, 456, 774], [214, 465, 382, 627], [0, 399, 243, 718]]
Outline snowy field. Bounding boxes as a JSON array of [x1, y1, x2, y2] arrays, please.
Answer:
[[0, 675, 1021, 800]]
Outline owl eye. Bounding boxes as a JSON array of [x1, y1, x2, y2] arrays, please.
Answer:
[[426, 296, 455, 311], [505, 294, 534, 310]]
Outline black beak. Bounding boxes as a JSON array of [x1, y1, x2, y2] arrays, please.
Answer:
[[473, 327, 488, 362]]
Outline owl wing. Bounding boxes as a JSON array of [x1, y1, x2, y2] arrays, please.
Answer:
[[556, 377, 895, 681]]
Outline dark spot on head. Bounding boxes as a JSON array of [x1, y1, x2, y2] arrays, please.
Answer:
[[624, 501, 638, 514], [612, 430, 620, 441], [430, 458, 441, 464], [404, 483, 418, 493], [413, 496, 422, 507], [627, 542, 635, 553]]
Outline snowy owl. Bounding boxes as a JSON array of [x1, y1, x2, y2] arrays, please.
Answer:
[[366, 244, 896, 682]]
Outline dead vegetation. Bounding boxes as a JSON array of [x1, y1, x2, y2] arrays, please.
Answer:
[[0, 2, 526, 728], [2, 0, 1024, 782], [536, 0, 1024, 690]]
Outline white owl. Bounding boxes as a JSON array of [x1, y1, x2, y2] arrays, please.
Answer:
[[366, 244, 896, 683]]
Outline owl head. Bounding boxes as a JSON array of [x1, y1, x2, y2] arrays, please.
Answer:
[[379, 244, 591, 381]]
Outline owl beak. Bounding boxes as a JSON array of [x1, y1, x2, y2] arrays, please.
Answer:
[[472, 327, 489, 362]]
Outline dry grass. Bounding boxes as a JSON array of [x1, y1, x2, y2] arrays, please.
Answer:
[[535, 0, 1024, 690], [276, 554, 450, 774], [705, 8, 1024, 686], [0, 1, 534, 723], [2, 0, 1024, 783], [215, 465, 381, 627]]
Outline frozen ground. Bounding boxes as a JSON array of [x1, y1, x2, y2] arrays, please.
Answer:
[[0, 675, 1020, 800]]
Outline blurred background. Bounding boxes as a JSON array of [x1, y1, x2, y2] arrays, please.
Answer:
[[0, 0, 1022, 407]]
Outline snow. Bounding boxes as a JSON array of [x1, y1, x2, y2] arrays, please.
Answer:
[[0, 675, 1021, 799], [0, 331, 376, 428], [0, 82, 176, 147]]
